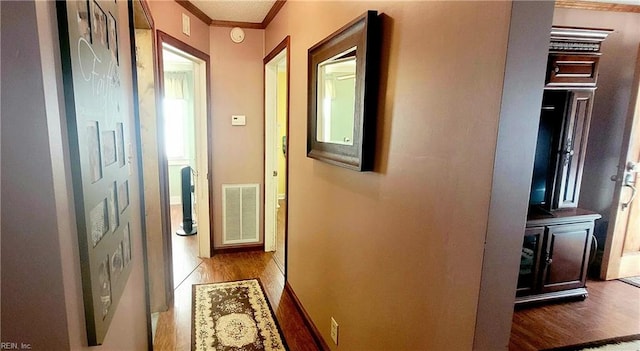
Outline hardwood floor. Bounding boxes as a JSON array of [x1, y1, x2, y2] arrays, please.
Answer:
[[273, 199, 286, 273], [170, 205, 202, 289], [509, 279, 640, 350], [153, 251, 317, 350]]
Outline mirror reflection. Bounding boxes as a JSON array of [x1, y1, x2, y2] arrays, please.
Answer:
[[316, 47, 357, 145]]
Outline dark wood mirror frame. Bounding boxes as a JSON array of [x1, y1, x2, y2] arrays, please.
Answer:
[[307, 10, 380, 171]]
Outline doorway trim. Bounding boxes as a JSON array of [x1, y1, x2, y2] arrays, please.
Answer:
[[128, 0, 155, 348], [601, 45, 640, 280], [156, 31, 213, 261], [263, 36, 290, 277]]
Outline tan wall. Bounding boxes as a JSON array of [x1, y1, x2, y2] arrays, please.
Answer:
[[1, 1, 149, 350], [148, 0, 209, 54], [210, 27, 266, 248], [553, 9, 640, 233], [265, 1, 511, 349]]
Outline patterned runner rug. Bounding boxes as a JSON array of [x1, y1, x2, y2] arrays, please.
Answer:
[[192, 279, 288, 350]]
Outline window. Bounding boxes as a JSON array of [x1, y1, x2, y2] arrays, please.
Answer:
[[163, 98, 186, 159]]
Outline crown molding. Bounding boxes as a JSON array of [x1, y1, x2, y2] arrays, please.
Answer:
[[175, 0, 287, 29]]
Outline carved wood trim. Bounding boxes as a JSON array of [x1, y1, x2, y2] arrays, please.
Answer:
[[549, 26, 612, 53], [555, 0, 640, 13]]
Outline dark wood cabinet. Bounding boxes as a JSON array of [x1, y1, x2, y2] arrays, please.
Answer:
[[516, 209, 600, 304], [518, 26, 610, 305]]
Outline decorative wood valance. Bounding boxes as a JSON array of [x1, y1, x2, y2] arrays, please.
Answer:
[[549, 26, 613, 53]]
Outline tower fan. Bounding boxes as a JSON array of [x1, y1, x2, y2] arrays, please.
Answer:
[[176, 166, 197, 236]]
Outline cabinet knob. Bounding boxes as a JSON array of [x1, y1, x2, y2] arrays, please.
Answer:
[[554, 66, 560, 73]]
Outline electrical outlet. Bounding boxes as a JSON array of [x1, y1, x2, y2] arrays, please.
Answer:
[[330, 317, 339, 345]]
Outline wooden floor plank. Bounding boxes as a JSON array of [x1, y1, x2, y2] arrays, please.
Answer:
[[509, 279, 640, 350]]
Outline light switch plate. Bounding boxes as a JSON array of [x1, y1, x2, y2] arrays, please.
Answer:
[[182, 13, 190, 36], [231, 115, 246, 126]]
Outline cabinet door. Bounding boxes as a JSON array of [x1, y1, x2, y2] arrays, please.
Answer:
[[541, 222, 593, 293], [554, 90, 594, 209], [517, 227, 545, 296]]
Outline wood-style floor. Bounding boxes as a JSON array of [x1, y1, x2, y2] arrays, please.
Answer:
[[170, 205, 202, 289], [509, 279, 640, 350], [273, 199, 286, 274], [153, 208, 317, 351]]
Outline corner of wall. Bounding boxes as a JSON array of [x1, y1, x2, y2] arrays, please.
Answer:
[[473, 1, 555, 349]]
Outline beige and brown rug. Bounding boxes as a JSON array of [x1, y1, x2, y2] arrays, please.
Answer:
[[192, 279, 288, 351]]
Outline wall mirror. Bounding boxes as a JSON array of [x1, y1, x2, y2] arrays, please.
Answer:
[[307, 11, 380, 171]]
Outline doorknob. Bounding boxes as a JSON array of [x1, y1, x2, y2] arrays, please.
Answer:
[[613, 161, 640, 210], [621, 172, 637, 210], [622, 182, 637, 210]]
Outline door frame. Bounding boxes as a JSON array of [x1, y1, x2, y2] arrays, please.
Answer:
[[127, 0, 155, 347], [263, 36, 290, 276], [156, 31, 213, 260], [601, 44, 640, 280]]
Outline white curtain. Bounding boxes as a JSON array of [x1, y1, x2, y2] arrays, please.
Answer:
[[164, 72, 190, 100]]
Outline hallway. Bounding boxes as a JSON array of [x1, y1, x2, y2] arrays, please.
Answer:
[[153, 250, 318, 350]]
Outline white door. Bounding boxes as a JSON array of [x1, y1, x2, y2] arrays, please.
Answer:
[[192, 56, 211, 258], [601, 45, 640, 279], [264, 43, 288, 268]]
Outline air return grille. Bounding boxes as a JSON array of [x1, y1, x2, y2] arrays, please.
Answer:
[[222, 184, 259, 244]]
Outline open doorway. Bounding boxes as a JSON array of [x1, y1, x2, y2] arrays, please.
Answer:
[[161, 44, 203, 287], [157, 32, 212, 291], [264, 37, 290, 274]]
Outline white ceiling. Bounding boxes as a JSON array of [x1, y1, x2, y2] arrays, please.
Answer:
[[190, 0, 277, 23]]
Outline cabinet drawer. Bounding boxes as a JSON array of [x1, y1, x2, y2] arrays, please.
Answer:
[[546, 54, 600, 87]]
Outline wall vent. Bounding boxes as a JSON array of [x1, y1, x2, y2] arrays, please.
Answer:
[[222, 184, 259, 244]]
